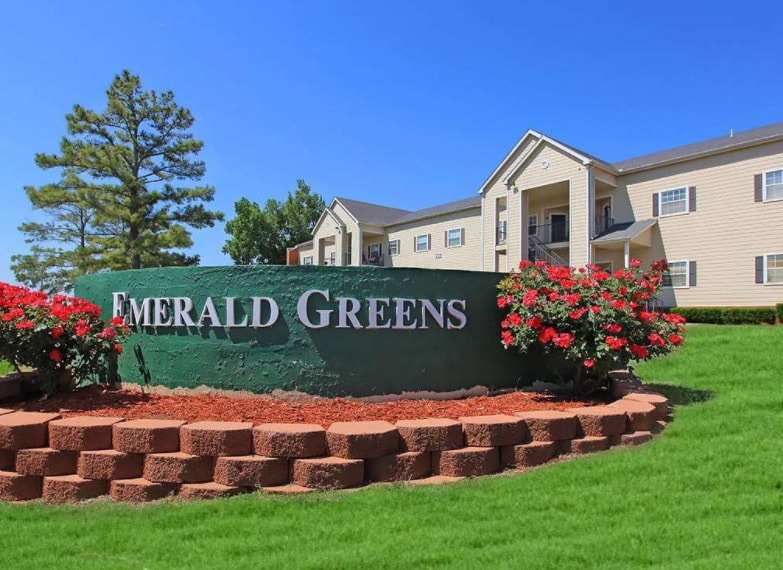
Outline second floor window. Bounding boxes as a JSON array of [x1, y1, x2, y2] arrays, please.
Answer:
[[528, 214, 538, 235], [446, 228, 464, 248], [496, 220, 507, 245], [765, 170, 783, 201], [415, 234, 430, 252], [660, 187, 688, 216]]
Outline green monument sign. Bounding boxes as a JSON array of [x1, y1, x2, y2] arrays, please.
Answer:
[[76, 266, 542, 396]]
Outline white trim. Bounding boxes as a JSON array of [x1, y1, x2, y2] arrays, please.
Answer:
[[763, 252, 783, 285], [762, 168, 783, 202], [388, 239, 400, 256], [446, 227, 464, 248], [331, 198, 360, 224], [480, 194, 485, 270], [663, 259, 690, 289], [414, 233, 430, 253], [586, 166, 593, 264], [311, 206, 343, 237], [658, 186, 690, 217]]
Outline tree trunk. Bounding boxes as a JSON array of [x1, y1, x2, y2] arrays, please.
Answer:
[[572, 365, 584, 396]]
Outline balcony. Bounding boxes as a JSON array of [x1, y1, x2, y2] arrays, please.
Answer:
[[496, 221, 507, 245], [528, 222, 569, 245], [363, 253, 385, 267]]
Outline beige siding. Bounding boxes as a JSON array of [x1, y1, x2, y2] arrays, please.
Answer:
[[297, 243, 314, 265], [386, 208, 481, 270], [507, 144, 589, 266], [621, 140, 783, 306]]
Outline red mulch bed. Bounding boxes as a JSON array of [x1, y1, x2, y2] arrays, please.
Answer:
[[16, 385, 602, 427]]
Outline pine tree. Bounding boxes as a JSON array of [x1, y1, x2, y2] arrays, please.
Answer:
[[14, 69, 222, 285]]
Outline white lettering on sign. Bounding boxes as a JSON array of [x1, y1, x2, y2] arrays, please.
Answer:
[[112, 290, 467, 331]]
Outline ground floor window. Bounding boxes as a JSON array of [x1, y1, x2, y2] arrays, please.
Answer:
[[388, 239, 400, 255], [765, 253, 783, 284], [303, 256, 313, 266], [663, 260, 688, 288]]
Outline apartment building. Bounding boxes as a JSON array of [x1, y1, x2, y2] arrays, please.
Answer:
[[289, 122, 783, 307]]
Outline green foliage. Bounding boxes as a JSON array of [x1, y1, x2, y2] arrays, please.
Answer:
[[670, 306, 776, 324], [223, 180, 325, 265], [0, 281, 129, 393], [776, 303, 783, 323], [497, 259, 684, 391], [13, 70, 223, 286]]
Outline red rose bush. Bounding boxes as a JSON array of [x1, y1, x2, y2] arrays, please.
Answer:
[[0, 281, 129, 393], [497, 259, 685, 393]]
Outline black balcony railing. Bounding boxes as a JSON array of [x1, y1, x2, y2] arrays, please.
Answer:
[[496, 221, 507, 245], [528, 222, 569, 244], [363, 253, 385, 266], [594, 215, 615, 235]]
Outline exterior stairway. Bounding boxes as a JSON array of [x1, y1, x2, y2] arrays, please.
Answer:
[[528, 234, 569, 266]]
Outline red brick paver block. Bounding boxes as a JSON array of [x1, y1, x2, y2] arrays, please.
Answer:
[[557, 436, 610, 455], [143, 452, 213, 483], [291, 457, 364, 490], [407, 475, 465, 485], [214, 455, 288, 487], [651, 420, 668, 434], [608, 399, 656, 431], [432, 447, 499, 477], [396, 418, 463, 451], [513, 410, 578, 441], [43, 475, 108, 503], [112, 419, 186, 454], [366, 451, 430, 482], [459, 414, 529, 447], [15, 447, 77, 476], [262, 484, 315, 495], [110, 478, 178, 502], [610, 431, 654, 446], [500, 441, 557, 469], [49, 416, 124, 451], [567, 407, 628, 437], [253, 423, 326, 458], [0, 411, 61, 450], [179, 482, 244, 500], [622, 393, 669, 420], [78, 449, 143, 480], [0, 470, 42, 501], [0, 450, 14, 470], [181, 421, 253, 457], [326, 421, 399, 459]]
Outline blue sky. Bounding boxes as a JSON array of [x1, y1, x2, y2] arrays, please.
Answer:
[[1, 1, 781, 284]]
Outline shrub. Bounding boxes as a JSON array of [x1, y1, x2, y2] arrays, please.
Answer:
[[0, 281, 129, 393], [670, 307, 776, 325], [777, 303, 783, 324], [497, 259, 685, 393]]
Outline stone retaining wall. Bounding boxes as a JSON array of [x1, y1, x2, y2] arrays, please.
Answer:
[[0, 392, 670, 504]]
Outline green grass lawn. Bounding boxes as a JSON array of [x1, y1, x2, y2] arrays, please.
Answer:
[[1, 326, 782, 569]]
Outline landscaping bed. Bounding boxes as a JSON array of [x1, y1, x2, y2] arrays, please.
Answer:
[[13, 384, 598, 427]]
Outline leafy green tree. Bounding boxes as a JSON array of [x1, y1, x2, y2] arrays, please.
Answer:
[[223, 180, 325, 265], [15, 69, 222, 278]]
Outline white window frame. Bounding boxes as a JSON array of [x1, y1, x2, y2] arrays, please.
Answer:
[[388, 239, 400, 256], [446, 228, 463, 248], [762, 169, 783, 202], [528, 214, 538, 235], [415, 234, 430, 253], [659, 187, 690, 217], [663, 260, 689, 289], [302, 256, 313, 266], [763, 252, 783, 285]]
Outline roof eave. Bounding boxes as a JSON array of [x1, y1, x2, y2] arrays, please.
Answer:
[[385, 204, 481, 228], [615, 133, 783, 175]]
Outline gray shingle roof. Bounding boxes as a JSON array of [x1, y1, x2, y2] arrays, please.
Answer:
[[613, 122, 783, 172], [334, 197, 411, 226], [591, 218, 657, 244], [389, 196, 481, 226]]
